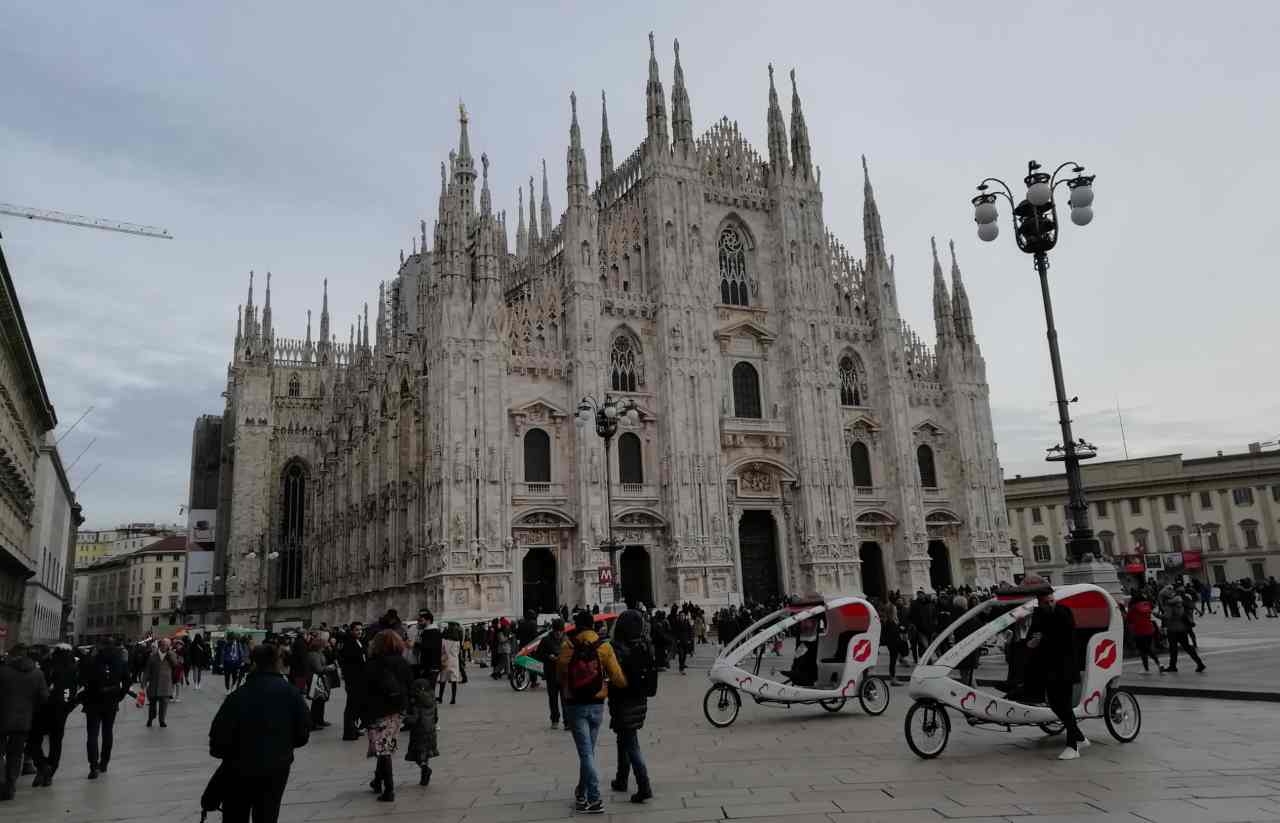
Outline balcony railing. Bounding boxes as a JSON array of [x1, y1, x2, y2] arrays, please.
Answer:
[[922, 486, 947, 500], [514, 482, 567, 499], [616, 482, 658, 498], [854, 485, 882, 498]]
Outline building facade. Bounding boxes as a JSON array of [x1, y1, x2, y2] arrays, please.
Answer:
[[1006, 449, 1280, 586], [184, 415, 222, 624], [76, 535, 189, 643], [20, 433, 79, 644], [216, 37, 1014, 627], [0, 237, 65, 651], [75, 523, 176, 568]]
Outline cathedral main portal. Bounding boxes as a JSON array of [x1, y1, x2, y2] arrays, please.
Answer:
[[738, 510, 781, 604]]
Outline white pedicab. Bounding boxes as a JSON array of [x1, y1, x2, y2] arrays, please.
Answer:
[[903, 583, 1142, 759], [704, 596, 890, 727]]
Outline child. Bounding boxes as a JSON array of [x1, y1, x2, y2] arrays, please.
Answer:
[[404, 678, 438, 786]]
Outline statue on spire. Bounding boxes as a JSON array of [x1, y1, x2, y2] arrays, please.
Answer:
[[600, 90, 614, 178]]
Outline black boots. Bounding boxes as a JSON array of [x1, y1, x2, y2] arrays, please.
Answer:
[[630, 780, 653, 804], [419, 765, 432, 786], [376, 756, 395, 802], [610, 776, 628, 792]]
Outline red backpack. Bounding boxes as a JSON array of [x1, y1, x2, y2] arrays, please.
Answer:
[[566, 639, 604, 700]]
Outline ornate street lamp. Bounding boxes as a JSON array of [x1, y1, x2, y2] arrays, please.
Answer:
[[244, 538, 280, 627], [576, 394, 639, 604], [973, 161, 1102, 564]]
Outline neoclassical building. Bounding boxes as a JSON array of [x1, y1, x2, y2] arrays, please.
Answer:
[[215, 35, 1014, 627]]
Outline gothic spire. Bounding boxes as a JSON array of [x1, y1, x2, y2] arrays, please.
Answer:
[[645, 32, 669, 147], [516, 185, 528, 258], [528, 175, 539, 246], [567, 91, 589, 207], [454, 102, 476, 214], [600, 90, 614, 178], [235, 304, 242, 344], [766, 64, 790, 179], [862, 155, 886, 264], [950, 239, 975, 341], [480, 153, 492, 216], [788, 68, 812, 181], [376, 282, 386, 350], [540, 159, 552, 241], [305, 309, 312, 349], [261, 271, 273, 343], [931, 237, 951, 342], [457, 100, 472, 163], [671, 38, 694, 149], [319, 278, 330, 355], [362, 302, 369, 351]]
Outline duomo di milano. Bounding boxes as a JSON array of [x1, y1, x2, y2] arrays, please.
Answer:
[[218, 35, 1015, 627]]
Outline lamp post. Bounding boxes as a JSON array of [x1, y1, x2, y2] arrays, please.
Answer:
[[576, 394, 639, 605], [973, 161, 1103, 565], [244, 540, 280, 628]]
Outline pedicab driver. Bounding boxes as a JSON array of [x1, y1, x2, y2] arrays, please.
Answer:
[[1023, 575, 1087, 760]]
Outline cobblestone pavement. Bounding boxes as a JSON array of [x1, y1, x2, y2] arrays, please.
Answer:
[[6, 645, 1280, 823]]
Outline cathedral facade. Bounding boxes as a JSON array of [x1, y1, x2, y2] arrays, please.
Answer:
[[217, 36, 1015, 627]]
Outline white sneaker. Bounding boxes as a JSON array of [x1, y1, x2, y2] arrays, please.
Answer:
[[1058, 746, 1080, 760], [1079, 736, 1091, 749]]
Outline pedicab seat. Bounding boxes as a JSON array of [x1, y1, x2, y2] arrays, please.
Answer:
[[821, 630, 858, 664]]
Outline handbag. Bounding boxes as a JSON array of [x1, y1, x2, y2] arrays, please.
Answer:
[[324, 665, 341, 690], [200, 760, 231, 821], [307, 674, 330, 702]]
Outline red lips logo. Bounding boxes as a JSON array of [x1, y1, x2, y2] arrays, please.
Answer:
[[960, 691, 977, 709], [852, 639, 872, 662], [1094, 640, 1117, 670], [1083, 689, 1102, 714]]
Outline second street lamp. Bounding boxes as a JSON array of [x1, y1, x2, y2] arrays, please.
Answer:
[[973, 160, 1103, 566], [577, 394, 639, 605]]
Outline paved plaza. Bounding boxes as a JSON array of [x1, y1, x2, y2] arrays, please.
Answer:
[[8, 619, 1280, 823]]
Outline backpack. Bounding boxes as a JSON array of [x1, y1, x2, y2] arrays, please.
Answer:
[[566, 639, 605, 701], [625, 641, 659, 699]]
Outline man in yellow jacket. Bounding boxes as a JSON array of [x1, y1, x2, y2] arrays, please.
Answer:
[[556, 611, 627, 814]]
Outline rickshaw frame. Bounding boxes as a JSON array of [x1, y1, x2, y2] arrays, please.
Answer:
[[704, 595, 890, 727]]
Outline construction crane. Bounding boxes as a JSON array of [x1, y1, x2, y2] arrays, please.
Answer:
[[0, 203, 172, 239]]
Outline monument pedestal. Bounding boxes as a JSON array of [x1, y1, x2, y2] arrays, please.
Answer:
[[1061, 557, 1124, 596]]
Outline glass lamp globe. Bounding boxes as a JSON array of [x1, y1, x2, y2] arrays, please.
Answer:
[[1027, 181, 1052, 206], [977, 221, 999, 242], [974, 201, 998, 224], [604, 405, 617, 419], [1069, 185, 1094, 208], [626, 409, 640, 425], [1070, 206, 1094, 226]]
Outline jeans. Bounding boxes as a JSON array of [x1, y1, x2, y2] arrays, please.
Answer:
[[85, 705, 118, 768], [1044, 681, 1083, 747], [545, 672, 561, 724], [1167, 632, 1204, 670], [26, 712, 68, 775], [221, 768, 291, 823], [566, 703, 604, 802], [3, 732, 27, 789], [147, 697, 169, 725], [614, 728, 649, 787]]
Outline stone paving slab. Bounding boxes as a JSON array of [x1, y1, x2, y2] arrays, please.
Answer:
[[4, 643, 1280, 823]]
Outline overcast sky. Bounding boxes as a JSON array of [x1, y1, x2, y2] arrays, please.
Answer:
[[3, 2, 1276, 529]]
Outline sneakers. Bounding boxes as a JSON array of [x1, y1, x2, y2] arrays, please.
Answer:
[[88, 767, 99, 780], [581, 800, 605, 814], [1196, 663, 1207, 673], [1058, 746, 1080, 760], [1078, 736, 1091, 749], [631, 783, 653, 804], [574, 797, 587, 813]]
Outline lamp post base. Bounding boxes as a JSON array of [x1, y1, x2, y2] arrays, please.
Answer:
[[1062, 536, 1124, 596]]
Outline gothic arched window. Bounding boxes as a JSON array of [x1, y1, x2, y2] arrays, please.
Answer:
[[610, 335, 641, 392], [850, 442, 873, 488], [288, 373, 301, 398], [718, 226, 749, 306], [279, 462, 306, 600], [618, 432, 643, 484], [917, 444, 938, 489], [732, 361, 762, 419], [523, 429, 551, 483], [838, 356, 862, 406]]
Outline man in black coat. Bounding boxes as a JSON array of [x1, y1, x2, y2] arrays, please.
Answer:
[[336, 623, 367, 741], [515, 611, 540, 688], [78, 639, 131, 780], [0, 645, 49, 801], [1025, 577, 1085, 759], [209, 643, 310, 823]]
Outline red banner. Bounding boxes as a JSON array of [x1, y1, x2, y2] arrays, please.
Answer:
[[1123, 556, 1144, 574], [1183, 550, 1203, 571]]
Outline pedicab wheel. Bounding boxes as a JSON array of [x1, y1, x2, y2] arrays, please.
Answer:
[[904, 701, 950, 759], [858, 676, 891, 716], [819, 698, 846, 713], [508, 666, 529, 692], [1039, 722, 1065, 736], [1104, 688, 1141, 743], [703, 683, 741, 728]]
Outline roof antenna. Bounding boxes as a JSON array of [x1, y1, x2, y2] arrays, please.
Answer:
[[1116, 398, 1130, 460]]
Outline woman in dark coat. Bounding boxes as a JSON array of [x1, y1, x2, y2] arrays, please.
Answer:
[[608, 610, 655, 804], [362, 629, 411, 802]]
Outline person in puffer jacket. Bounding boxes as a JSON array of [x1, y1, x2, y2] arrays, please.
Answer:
[[0, 645, 49, 801], [608, 610, 656, 804]]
